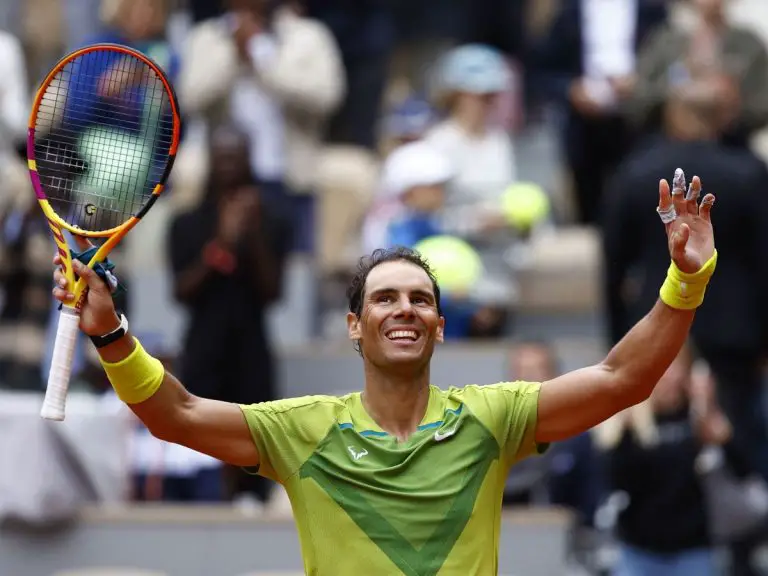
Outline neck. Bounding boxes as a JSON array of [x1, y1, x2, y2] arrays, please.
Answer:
[[451, 107, 487, 138], [699, 11, 725, 31], [361, 364, 431, 441]]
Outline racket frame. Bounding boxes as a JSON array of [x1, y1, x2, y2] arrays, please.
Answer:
[[27, 43, 181, 420]]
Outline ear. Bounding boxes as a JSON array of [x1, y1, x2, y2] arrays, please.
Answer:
[[347, 312, 362, 340], [436, 316, 445, 343]]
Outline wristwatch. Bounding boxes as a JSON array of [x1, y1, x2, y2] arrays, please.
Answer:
[[90, 313, 129, 349]]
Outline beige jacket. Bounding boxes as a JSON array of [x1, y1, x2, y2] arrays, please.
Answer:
[[629, 23, 768, 136], [178, 8, 346, 194]]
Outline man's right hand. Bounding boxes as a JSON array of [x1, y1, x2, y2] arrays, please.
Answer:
[[52, 243, 121, 337]]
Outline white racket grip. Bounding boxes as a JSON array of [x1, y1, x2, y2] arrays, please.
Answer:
[[40, 308, 81, 421]]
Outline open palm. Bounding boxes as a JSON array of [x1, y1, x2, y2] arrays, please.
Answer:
[[658, 169, 716, 274]]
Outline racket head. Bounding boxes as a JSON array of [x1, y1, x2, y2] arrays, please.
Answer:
[[27, 43, 181, 309]]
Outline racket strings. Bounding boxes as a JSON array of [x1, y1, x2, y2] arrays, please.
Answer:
[[33, 48, 175, 232]]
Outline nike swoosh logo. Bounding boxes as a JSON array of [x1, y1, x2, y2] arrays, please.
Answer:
[[434, 426, 458, 442]]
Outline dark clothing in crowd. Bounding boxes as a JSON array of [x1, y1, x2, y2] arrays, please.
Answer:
[[610, 408, 711, 554], [603, 136, 768, 487]]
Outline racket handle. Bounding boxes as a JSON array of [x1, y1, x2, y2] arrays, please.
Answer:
[[41, 308, 80, 421]]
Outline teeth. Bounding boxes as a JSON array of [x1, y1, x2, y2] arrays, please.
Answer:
[[387, 330, 417, 341]]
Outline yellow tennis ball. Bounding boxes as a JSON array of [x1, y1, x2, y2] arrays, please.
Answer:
[[501, 182, 550, 230], [413, 235, 482, 294]]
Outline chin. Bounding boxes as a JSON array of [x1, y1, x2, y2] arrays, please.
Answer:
[[383, 344, 435, 367]]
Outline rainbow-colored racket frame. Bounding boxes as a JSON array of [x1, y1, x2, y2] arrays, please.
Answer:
[[28, 43, 181, 421]]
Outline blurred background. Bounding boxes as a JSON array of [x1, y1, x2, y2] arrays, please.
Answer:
[[3, 0, 768, 574]]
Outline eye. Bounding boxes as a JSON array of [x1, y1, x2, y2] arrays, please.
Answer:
[[412, 296, 427, 305], [377, 294, 393, 304]]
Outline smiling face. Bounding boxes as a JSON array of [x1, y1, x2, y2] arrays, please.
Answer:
[[347, 260, 445, 372]]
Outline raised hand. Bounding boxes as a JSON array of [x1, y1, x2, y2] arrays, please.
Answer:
[[51, 235, 121, 337], [657, 169, 716, 274]]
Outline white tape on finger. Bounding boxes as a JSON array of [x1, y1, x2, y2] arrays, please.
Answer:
[[40, 308, 80, 421]]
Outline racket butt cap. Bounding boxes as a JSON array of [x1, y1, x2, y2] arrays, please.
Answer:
[[40, 405, 66, 421]]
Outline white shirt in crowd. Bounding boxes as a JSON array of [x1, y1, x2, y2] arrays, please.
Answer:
[[424, 120, 516, 209]]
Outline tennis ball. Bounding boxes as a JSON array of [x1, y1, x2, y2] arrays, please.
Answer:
[[413, 235, 483, 294], [501, 182, 550, 231]]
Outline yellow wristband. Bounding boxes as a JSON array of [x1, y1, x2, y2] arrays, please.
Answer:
[[100, 337, 164, 404], [659, 250, 718, 310]]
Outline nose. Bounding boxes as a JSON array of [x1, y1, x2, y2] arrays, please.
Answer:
[[393, 294, 415, 318]]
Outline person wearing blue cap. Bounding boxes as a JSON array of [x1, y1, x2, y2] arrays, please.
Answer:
[[424, 43, 517, 237]]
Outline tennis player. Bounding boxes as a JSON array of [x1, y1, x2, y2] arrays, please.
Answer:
[[52, 169, 716, 575]]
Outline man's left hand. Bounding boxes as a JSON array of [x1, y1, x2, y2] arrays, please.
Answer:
[[657, 169, 716, 274]]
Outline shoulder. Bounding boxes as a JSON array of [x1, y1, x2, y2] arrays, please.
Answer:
[[243, 394, 347, 417], [720, 148, 768, 183], [442, 381, 543, 424], [449, 381, 542, 403], [485, 129, 514, 152], [277, 11, 337, 45], [241, 394, 349, 430], [189, 18, 228, 41], [424, 122, 459, 145]]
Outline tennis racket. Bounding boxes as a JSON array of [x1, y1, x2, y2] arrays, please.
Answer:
[[28, 43, 181, 421]]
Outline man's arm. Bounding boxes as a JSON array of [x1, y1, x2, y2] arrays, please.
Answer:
[[536, 301, 693, 443], [535, 172, 717, 444], [99, 334, 259, 467], [53, 251, 259, 468]]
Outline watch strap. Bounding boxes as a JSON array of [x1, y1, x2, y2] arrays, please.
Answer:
[[90, 313, 129, 349]]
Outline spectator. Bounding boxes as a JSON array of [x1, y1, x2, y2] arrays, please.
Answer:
[[425, 43, 517, 238], [594, 347, 735, 576], [179, 0, 345, 253], [603, 87, 768, 576], [362, 140, 452, 255], [534, 0, 667, 225], [168, 124, 291, 507], [0, 31, 43, 390], [630, 0, 768, 149]]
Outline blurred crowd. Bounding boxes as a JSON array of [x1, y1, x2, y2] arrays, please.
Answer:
[[3, 0, 768, 574]]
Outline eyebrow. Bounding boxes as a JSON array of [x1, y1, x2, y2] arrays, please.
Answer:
[[368, 287, 436, 302]]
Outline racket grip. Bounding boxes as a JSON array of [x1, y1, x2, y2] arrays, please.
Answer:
[[40, 308, 81, 421]]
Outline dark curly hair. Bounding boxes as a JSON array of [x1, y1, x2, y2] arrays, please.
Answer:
[[346, 247, 443, 354]]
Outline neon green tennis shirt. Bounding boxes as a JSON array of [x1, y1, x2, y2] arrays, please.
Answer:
[[239, 381, 546, 576]]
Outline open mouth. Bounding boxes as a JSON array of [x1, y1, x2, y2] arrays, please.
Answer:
[[385, 329, 420, 343]]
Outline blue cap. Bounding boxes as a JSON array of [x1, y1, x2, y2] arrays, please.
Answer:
[[385, 96, 436, 139], [437, 44, 510, 94]]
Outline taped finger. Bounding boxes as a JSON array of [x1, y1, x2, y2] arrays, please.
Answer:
[[657, 204, 678, 224]]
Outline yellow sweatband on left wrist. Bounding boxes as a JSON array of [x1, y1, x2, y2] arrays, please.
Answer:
[[659, 250, 718, 310], [100, 337, 165, 404]]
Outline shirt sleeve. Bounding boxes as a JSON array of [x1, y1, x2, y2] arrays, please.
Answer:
[[239, 396, 340, 483], [462, 382, 548, 466]]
